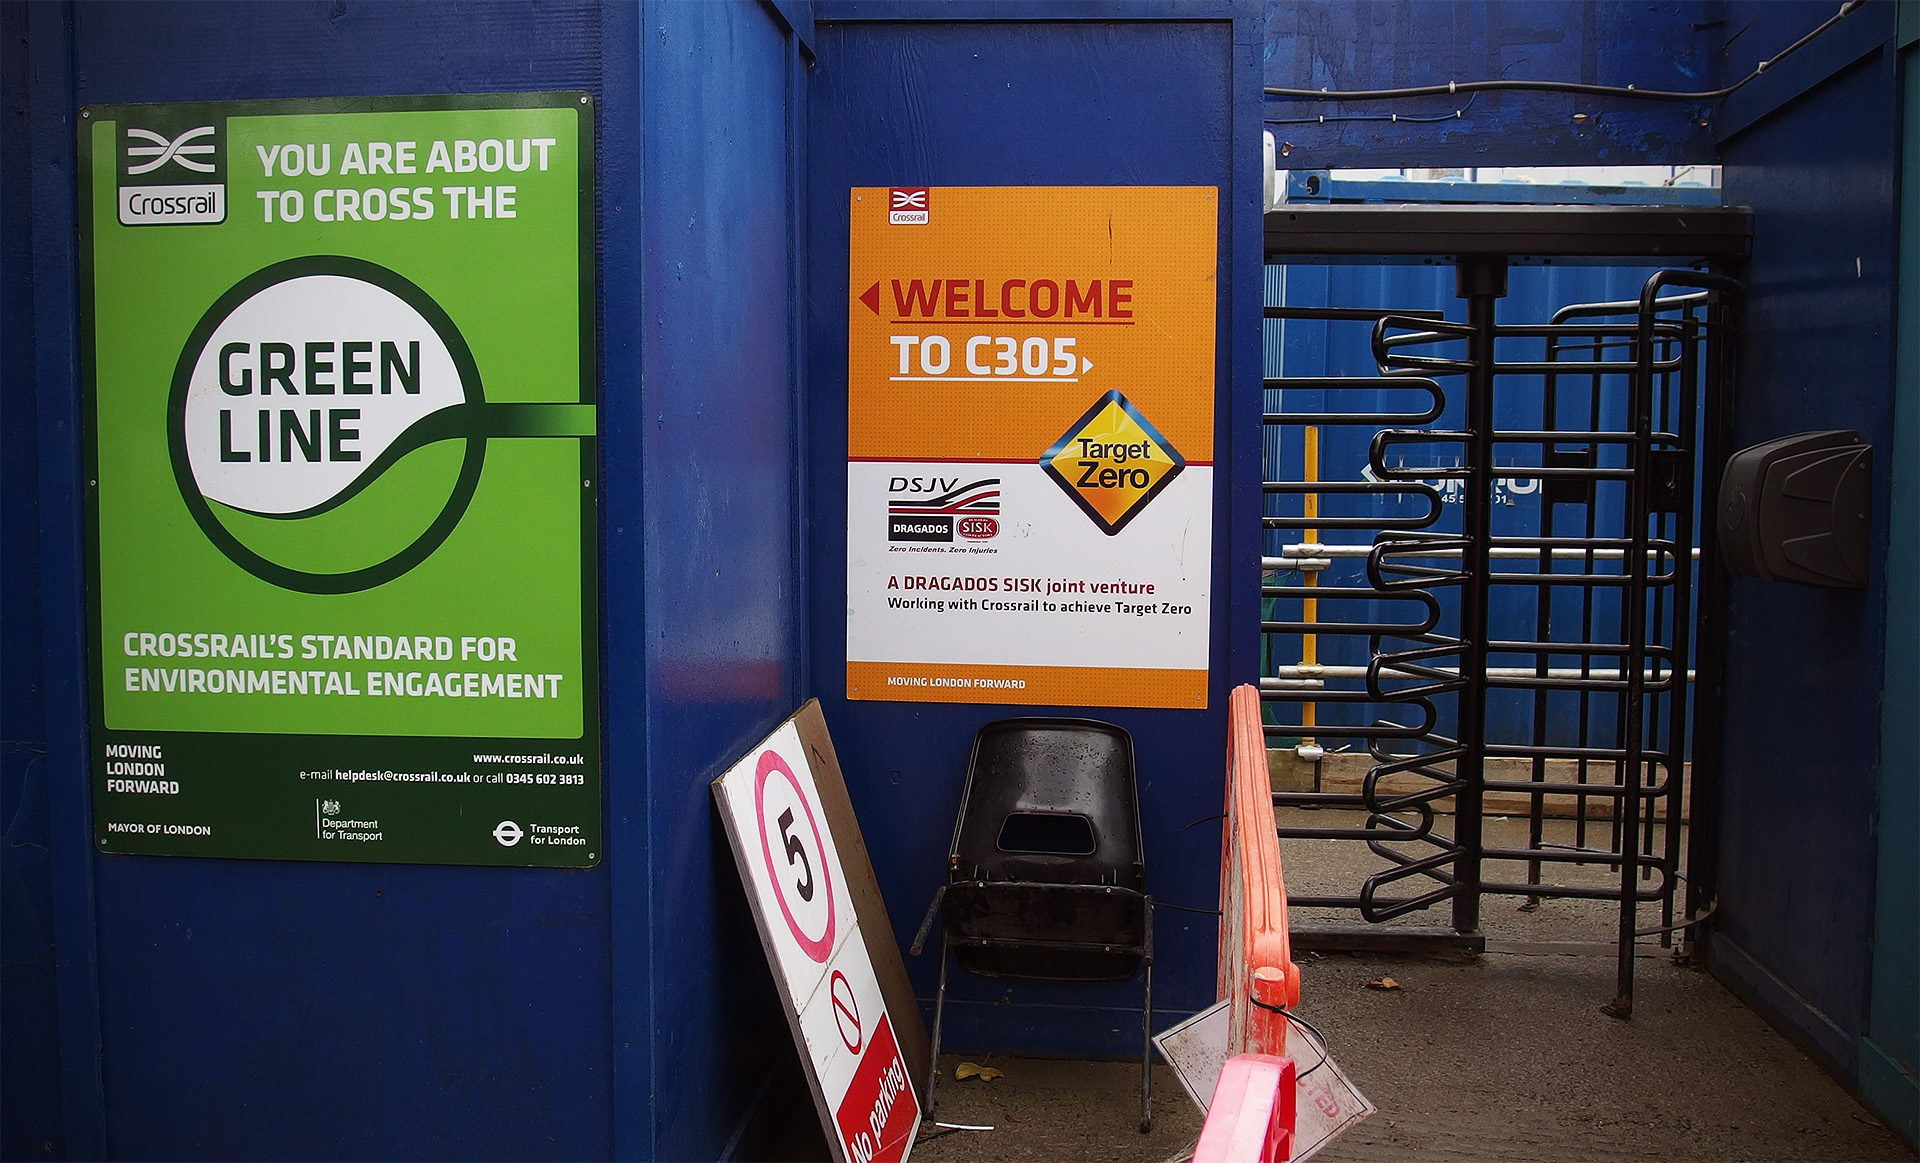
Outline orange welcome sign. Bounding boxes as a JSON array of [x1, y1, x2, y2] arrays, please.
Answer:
[[845, 187, 1217, 709], [847, 186, 1217, 464]]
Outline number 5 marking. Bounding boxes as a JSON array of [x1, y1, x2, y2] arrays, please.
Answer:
[[778, 807, 815, 901], [753, 748, 835, 962]]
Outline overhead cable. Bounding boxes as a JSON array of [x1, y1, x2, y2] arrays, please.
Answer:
[[1262, 1, 1861, 106], [1266, 91, 1479, 127]]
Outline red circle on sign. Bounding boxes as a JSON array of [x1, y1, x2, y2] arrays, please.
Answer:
[[754, 749, 835, 963], [830, 970, 862, 1054]]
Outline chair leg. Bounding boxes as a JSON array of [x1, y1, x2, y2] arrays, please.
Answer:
[[925, 935, 950, 1117], [1139, 896, 1154, 1134], [908, 885, 946, 957]]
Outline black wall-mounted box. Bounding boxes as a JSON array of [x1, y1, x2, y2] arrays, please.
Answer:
[[1718, 430, 1873, 588]]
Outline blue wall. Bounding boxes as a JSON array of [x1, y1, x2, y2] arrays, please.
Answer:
[[2, 1, 814, 1158], [629, 1, 814, 1157], [2, 3, 66, 1157], [1861, 9, 1919, 1146], [803, 3, 1266, 1054], [1261, 0, 1721, 168], [1709, 0, 1900, 1089]]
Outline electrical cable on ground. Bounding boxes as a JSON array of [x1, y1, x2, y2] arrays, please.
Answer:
[[1247, 995, 1332, 1080]]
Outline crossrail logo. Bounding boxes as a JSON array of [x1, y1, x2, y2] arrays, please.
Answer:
[[126, 126, 217, 174], [169, 255, 597, 594], [119, 117, 226, 226], [1041, 390, 1185, 535], [886, 476, 999, 542], [888, 187, 928, 225]]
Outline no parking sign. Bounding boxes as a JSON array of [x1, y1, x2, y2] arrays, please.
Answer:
[[713, 705, 924, 1162]]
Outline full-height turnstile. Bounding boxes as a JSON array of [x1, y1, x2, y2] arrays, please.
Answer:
[[1260, 205, 1749, 1014]]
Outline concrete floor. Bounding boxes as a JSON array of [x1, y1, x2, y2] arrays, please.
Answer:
[[906, 810, 1916, 1163], [1279, 806, 1693, 948], [915, 945, 1915, 1162]]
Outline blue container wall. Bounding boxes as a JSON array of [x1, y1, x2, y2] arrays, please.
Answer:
[[5, 1, 814, 1158], [1861, 18, 1919, 1146], [804, 6, 1265, 1054], [1711, 0, 1900, 1087], [1260, 0, 1722, 168], [1, 6, 64, 1157], [629, 1, 815, 1157]]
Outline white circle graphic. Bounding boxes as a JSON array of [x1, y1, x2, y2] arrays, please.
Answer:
[[182, 273, 465, 516]]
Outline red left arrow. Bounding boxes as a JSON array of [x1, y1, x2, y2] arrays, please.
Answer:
[[858, 281, 881, 315]]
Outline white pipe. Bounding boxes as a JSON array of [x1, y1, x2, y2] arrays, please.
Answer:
[[1265, 545, 1702, 567], [1262, 665, 1694, 682]]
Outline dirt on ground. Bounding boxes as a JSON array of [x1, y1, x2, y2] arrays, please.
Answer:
[[913, 1057, 1201, 1162]]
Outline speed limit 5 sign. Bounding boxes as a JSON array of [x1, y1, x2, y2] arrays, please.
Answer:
[[713, 706, 924, 1162]]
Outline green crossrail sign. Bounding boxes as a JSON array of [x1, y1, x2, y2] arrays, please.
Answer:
[[79, 93, 600, 866]]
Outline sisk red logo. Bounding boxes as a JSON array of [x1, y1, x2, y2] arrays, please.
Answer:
[[888, 187, 929, 225], [957, 516, 999, 541]]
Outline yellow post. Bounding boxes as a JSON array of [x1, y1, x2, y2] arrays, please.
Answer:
[[1301, 425, 1318, 744]]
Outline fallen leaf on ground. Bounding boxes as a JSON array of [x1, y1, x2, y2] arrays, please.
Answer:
[[1364, 977, 1402, 990], [954, 1062, 1005, 1082]]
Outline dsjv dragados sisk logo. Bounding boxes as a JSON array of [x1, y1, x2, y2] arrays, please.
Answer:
[[886, 476, 998, 543]]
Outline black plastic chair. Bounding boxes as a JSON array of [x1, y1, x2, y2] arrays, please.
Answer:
[[910, 717, 1155, 1132]]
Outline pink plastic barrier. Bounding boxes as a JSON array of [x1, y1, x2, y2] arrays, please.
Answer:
[[1193, 1052, 1297, 1163]]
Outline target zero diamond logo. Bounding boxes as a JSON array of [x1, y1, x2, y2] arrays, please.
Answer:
[[171, 255, 596, 594], [1042, 390, 1185, 535]]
